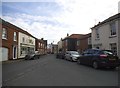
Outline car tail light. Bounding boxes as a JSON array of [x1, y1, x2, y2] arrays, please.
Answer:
[[100, 54, 107, 58]]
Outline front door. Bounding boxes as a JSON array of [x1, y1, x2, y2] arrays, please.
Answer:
[[13, 46, 17, 59]]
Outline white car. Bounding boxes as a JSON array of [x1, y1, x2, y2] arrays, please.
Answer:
[[65, 51, 81, 61]]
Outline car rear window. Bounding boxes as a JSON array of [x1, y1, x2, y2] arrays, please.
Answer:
[[101, 50, 113, 55]]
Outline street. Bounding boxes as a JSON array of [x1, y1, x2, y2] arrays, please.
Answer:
[[2, 54, 119, 86]]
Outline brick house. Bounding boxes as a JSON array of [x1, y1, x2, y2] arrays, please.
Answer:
[[1, 19, 36, 61], [1, 19, 48, 61], [62, 34, 84, 52], [35, 38, 47, 55], [91, 13, 120, 58], [1, 19, 19, 61], [44, 40, 47, 54], [77, 33, 92, 53]]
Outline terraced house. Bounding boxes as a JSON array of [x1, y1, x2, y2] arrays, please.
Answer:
[[62, 34, 91, 53], [18, 30, 35, 59], [1, 19, 47, 61], [91, 13, 120, 58], [1, 19, 19, 61], [35, 38, 47, 55]]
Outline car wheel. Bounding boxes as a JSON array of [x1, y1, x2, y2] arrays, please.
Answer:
[[37, 56, 39, 59], [93, 61, 99, 69], [70, 57, 73, 61], [65, 56, 67, 60], [56, 55, 58, 58], [77, 59, 81, 64], [32, 56, 36, 60]]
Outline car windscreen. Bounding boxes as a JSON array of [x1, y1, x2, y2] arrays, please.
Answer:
[[70, 51, 79, 55]]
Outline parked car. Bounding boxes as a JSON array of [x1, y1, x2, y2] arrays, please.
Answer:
[[56, 52, 65, 59], [77, 49, 120, 69], [24, 51, 40, 60], [65, 51, 81, 61]]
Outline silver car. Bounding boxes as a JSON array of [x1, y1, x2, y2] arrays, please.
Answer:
[[65, 51, 81, 61], [24, 51, 40, 60]]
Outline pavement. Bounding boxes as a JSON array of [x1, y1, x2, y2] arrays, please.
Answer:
[[2, 59, 24, 64]]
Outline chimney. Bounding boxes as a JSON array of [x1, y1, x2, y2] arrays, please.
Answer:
[[67, 33, 69, 37], [41, 38, 44, 40]]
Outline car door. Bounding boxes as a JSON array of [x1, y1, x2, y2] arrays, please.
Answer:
[[80, 50, 89, 65], [86, 50, 95, 65], [83, 50, 92, 65], [65, 51, 69, 60]]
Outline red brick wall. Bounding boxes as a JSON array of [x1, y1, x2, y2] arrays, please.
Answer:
[[2, 23, 18, 60], [0, 24, 2, 48], [35, 39, 46, 55], [79, 38, 88, 53]]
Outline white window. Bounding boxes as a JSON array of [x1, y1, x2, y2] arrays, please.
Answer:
[[2, 28, 7, 39], [42, 44, 44, 48], [88, 37, 91, 44], [110, 22, 116, 36], [14, 32, 17, 41], [77, 40, 79, 46], [96, 28, 99, 39], [39, 43, 40, 48], [110, 43, 117, 55], [41, 43, 42, 47]]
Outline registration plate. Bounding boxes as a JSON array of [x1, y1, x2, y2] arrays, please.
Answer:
[[109, 59, 116, 60]]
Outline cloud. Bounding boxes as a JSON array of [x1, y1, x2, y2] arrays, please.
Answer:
[[2, 0, 119, 44], [3, 13, 70, 44]]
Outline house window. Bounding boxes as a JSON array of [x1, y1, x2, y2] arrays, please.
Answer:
[[43, 44, 44, 48], [2, 28, 7, 39], [41, 43, 42, 48], [14, 32, 17, 41], [21, 47, 27, 55], [96, 28, 99, 39], [110, 22, 116, 36], [66, 40, 68, 46], [39, 43, 40, 48], [22, 37, 25, 43], [88, 37, 91, 44], [77, 40, 79, 46], [29, 39, 33, 44], [110, 43, 117, 55]]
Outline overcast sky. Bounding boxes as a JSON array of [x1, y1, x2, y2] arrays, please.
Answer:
[[1, 0, 120, 44]]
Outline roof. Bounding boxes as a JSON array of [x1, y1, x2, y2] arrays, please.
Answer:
[[79, 33, 91, 40], [91, 13, 120, 29], [62, 33, 91, 41], [62, 34, 85, 40]]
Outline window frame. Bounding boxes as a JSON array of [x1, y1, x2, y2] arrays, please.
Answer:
[[95, 28, 100, 39], [2, 28, 7, 39], [109, 21, 116, 36], [110, 43, 117, 55], [14, 32, 17, 41]]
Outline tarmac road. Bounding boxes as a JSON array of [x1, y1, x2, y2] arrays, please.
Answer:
[[2, 54, 119, 86]]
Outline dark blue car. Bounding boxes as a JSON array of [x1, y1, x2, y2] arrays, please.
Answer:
[[77, 49, 120, 69]]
